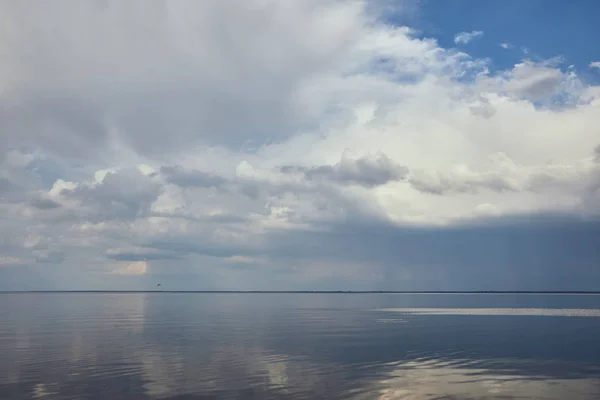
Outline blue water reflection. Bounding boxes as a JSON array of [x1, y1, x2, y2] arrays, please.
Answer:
[[1, 293, 600, 399]]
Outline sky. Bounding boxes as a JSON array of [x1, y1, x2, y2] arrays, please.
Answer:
[[1, 0, 600, 291]]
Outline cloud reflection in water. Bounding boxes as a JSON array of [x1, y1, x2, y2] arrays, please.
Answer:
[[1, 293, 600, 399]]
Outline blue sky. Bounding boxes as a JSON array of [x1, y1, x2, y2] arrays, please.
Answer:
[[406, 0, 600, 75], [0, 0, 599, 291]]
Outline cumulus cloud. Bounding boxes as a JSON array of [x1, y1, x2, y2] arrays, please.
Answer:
[[281, 153, 409, 187], [1, 0, 600, 290], [160, 166, 227, 189], [477, 60, 567, 102], [54, 168, 163, 222], [454, 31, 484, 45], [590, 61, 600, 70], [503, 62, 564, 101]]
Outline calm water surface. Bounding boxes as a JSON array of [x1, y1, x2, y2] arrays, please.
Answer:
[[1, 293, 600, 399]]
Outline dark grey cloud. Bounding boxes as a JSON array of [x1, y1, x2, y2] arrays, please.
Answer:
[[0, 1, 361, 159], [30, 197, 62, 210], [60, 168, 162, 221], [582, 171, 600, 215], [0, 177, 20, 193], [143, 238, 261, 260], [0, 178, 25, 204], [160, 166, 227, 189], [257, 213, 600, 291], [124, 204, 600, 291], [282, 154, 409, 188], [0, 97, 109, 161]]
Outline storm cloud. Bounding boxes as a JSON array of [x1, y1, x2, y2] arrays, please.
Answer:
[[1, 0, 600, 291]]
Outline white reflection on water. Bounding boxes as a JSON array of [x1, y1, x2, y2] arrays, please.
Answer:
[[33, 383, 58, 399], [140, 344, 347, 399], [354, 358, 600, 400], [376, 308, 600, 316], [363, 304, 600, 399]]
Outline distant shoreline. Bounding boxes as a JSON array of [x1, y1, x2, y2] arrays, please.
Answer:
[[2, 290, 600, 294]]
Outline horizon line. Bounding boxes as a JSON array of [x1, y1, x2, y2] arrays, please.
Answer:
[[1, 290, 600, 294]]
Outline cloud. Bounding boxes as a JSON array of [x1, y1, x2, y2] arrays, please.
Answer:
[[488, 61, 566, 102], [1, 1, 600, 290], [499, 43, 511, 49], [160, 166, 227, 189], [35, 251, 66, 264], [0, 257, 28, 267], [29, 197, 62, 210], [114, 261, 148, 276], [454, 31, 484, 45], [0, 0, 366, 160], [409, 168, 516, 195], [281, 153, 409, 187], [408, 152, 592, 196], [54, 168, 163, 222], [257, 214, 600, 291], [105, 247, 184, 262], [505, 62, 563, 100], [590, 61, 600, 70]]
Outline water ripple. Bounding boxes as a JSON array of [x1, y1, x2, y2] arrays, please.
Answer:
[[1, 293, 600, 399]]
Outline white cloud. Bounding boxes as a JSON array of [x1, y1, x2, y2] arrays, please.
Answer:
[[502, 62, 564, 100], [113, 261, 148, 275], [454, 30, 484, 45], [499, 43, 511, 49], [0, 257, 28, 267], [0, 0, 367, 160], [1, 0, 600, 290], [590, 61, 600, 69]]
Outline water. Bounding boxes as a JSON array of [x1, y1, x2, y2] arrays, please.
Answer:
[[1, 293, 600, 399]]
